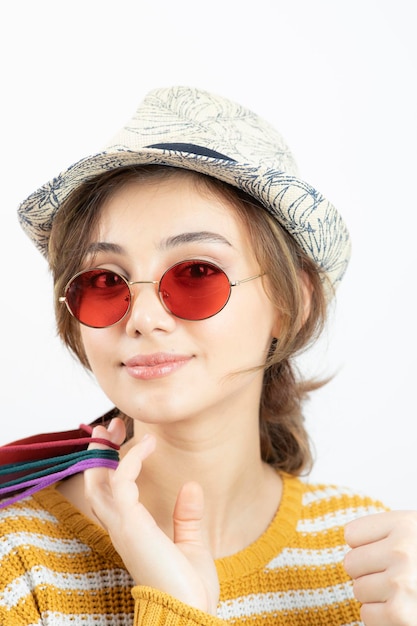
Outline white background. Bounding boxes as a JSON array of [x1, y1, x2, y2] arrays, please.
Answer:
[[1, 1, 415, 509]]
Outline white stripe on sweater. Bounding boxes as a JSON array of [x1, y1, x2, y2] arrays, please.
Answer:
[[301, 484, 366, 506], [265, 544, 350, 569], [0, 505, 58, 524], [297, 505, 384, 532], [0, 566, 133, 609], [38, 612, 133, 625], [0, 532, 91, 559], [217, 581, 355, 619]]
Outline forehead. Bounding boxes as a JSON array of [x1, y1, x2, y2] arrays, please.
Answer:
[[95, 173, 250, 246]]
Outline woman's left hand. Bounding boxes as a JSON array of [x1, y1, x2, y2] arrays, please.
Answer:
[[84, 419, 220, 614], [344, 510, 417, 625]]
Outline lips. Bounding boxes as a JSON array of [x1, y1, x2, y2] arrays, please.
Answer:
[[123, 352, 192, 380]]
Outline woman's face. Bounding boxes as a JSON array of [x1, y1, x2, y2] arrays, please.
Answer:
[[79, 174, 280, 431]]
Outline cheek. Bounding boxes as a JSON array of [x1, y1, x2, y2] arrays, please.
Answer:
[[79, 328, 113, 371], [204, 301, 276, 368]]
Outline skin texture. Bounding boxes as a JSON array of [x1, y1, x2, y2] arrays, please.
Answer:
[[62, 174, 417, 623]]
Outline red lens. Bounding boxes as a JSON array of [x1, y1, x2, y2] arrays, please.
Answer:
[[65, 269, 131, 328], [159, 260, 231, 320]]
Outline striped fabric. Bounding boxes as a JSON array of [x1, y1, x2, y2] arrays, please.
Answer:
[[0, 475, 386, 625]]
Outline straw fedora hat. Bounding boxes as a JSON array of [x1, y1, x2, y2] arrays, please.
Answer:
[[17, 85, 351, 293]]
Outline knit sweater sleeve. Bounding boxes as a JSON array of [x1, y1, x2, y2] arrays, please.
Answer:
[[0, 537, 43, 626], [133, 587, 227, 625]]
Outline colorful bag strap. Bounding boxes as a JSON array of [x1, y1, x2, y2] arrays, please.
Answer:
[[0, 408, 121, 509]]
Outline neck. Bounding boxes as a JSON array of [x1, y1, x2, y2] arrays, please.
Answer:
[[58, 407, 283, 559], [127, 416, 282, 558]]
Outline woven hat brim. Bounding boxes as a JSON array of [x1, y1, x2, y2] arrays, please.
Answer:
[[17, 146, 351, 295]]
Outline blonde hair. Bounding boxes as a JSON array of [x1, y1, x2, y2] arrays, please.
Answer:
[[49, 165, 330, 475]]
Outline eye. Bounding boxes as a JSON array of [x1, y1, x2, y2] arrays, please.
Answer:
[[86, 269, 125, 289], [175, 261, 222, 281]]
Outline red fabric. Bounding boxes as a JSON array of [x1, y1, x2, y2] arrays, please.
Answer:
[[0, 412, 120, 465]]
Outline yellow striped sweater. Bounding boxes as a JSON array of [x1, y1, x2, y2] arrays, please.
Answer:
[[0, 474, 386, 625]]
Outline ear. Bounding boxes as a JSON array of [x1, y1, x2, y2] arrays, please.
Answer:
[[269, 270, 314, 340], [298, 270, 313, 328], [271, 310, 282, 340]]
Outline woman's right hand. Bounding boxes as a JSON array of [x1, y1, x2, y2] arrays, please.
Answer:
[[84, 419, 220, 614]]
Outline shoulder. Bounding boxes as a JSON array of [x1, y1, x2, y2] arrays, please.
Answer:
[[0, 486, 85, 554], [271, 476, 388, 572], [0, 492, 67, 600], [296, 478, 388, 531], [0, 492, 60, 530], [0, 491, 66, 560]]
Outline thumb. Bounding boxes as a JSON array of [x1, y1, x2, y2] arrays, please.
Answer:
[[173, 481, 205, 547]]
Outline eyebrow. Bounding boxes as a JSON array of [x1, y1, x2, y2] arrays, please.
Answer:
[[159, 231, 232, 249], [85, 242, 124, 256], [85, 231, 232, 256]]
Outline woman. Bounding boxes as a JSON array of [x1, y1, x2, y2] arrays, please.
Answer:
[[1, 86, 416, 625]]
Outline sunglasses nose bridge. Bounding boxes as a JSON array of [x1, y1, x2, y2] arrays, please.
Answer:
[[126, 279, 163, 308], [128, 279, 160, 287]]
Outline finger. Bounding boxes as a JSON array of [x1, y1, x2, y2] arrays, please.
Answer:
[[84, 420, 123, 491], [359, 599, 417, 626], [344, 540, 388, 579], [88, 418, 126, 451], [173, 481, 205, 546], [351, 571, 389, 604], [89, 433, 156, 506], [345, 511, 413, 548], [172, 482, 219, 614], [84, 419, 127, 520], [359, 602, 388, 626], [84, 434, 156, 532], [110, 434, 156, 507]]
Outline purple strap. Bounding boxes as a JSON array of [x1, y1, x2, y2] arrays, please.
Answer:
[[0, 457, 118, 510]]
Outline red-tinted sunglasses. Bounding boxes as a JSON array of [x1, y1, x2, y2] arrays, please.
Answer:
[[59, 259, 263, 328]]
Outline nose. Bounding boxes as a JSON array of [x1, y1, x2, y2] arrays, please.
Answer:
[[124, 280, 176, 336]]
